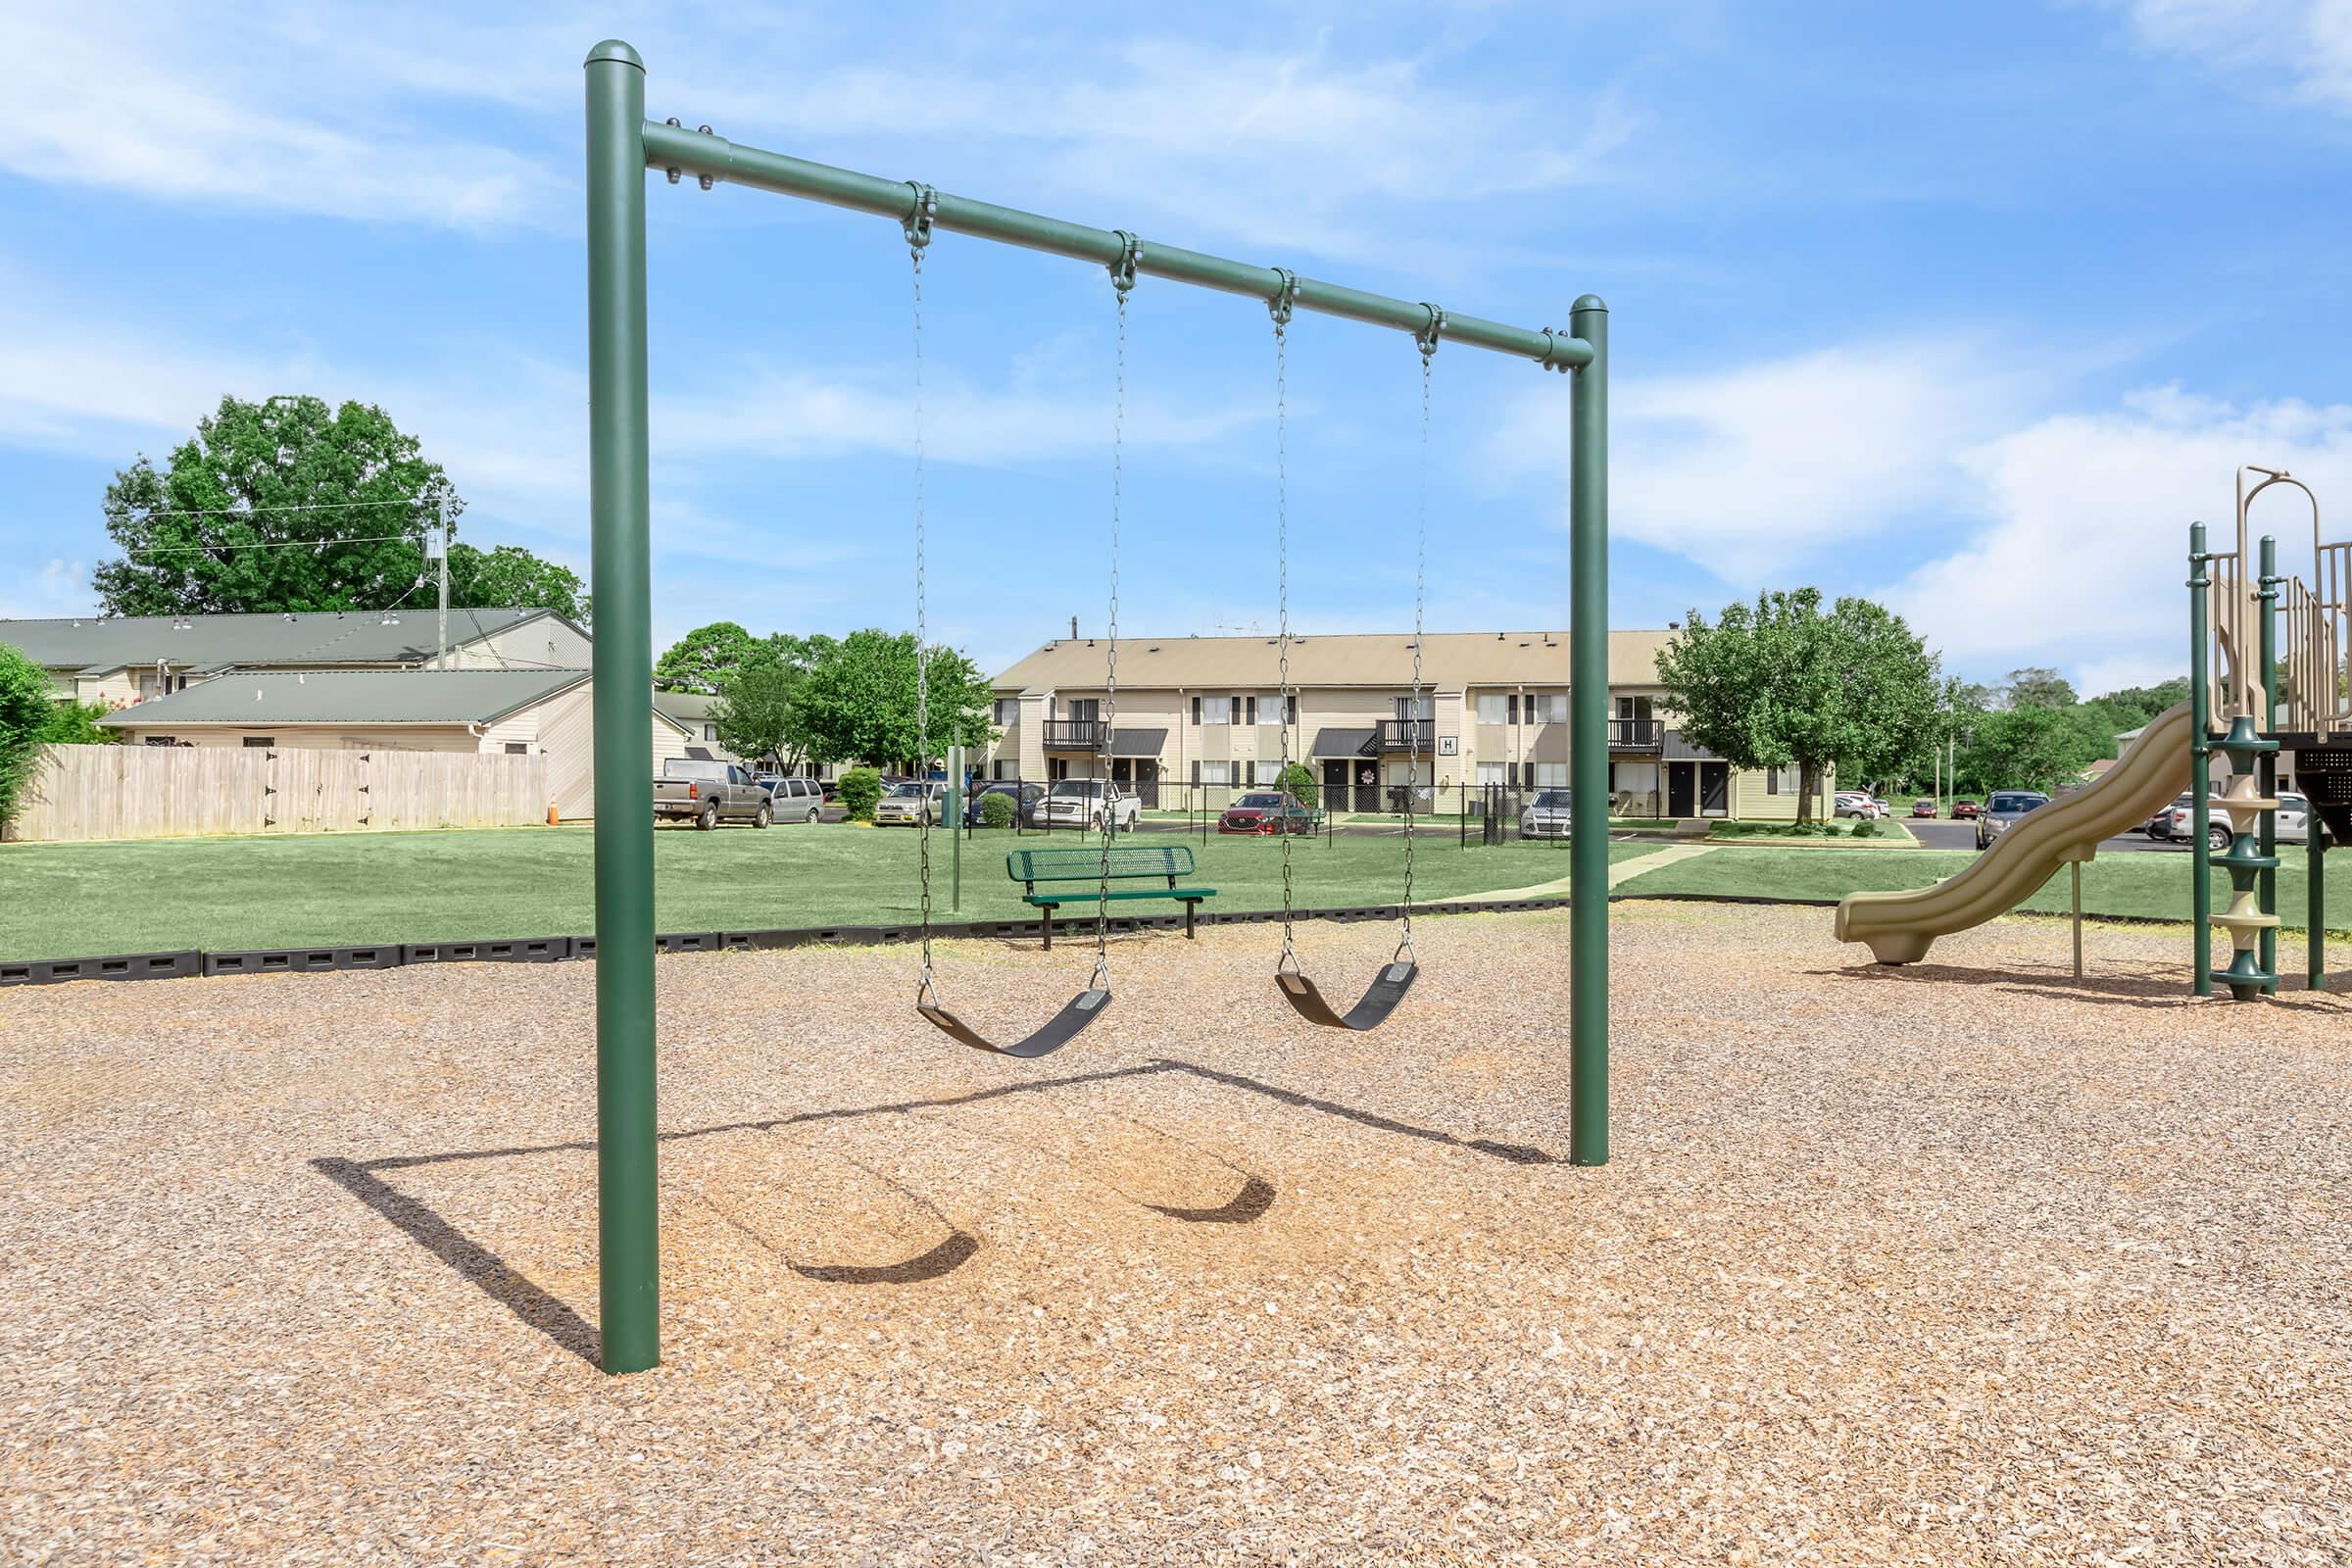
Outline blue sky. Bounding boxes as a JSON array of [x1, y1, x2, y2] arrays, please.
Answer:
[[4, 1, 2350, 693]]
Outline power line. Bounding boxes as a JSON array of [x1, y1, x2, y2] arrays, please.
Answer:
[[110, 497, 448, 518], [125, 531, 417, 559]]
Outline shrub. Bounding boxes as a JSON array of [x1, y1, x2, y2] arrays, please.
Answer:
[[39, 700, 114, 746], [0, 643, 57, 829], [1852, 817, 1886, 838], [1275, 760, 1318, 808], [837, 765, 883, 821], [979, 789, 1016, 828]]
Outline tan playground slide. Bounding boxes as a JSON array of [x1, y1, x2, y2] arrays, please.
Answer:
[[1834, 700, 2196, 963]]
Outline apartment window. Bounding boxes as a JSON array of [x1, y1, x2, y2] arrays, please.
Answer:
[[1066, 698, 1101, 722], [1617, 695, 1653, 722], [992, 760, 1008, 780], [1476, 693, 1507, 725], [241, 736, 275, 748], [1528, 694, 1567, 724], [1049, 757, 1070, 781], [1284, 694, 1298, 725], [1395, 695, 1434, 721], [1477, 761, 1505, 786], [1522, 761, 1537, 787], [994, 698, 1019, 725], [704, 724, 717, 741], [506, 742, 530, 756], [144, 736, 177, 747], [1199, 695, 1233, 725], [1764, 764, 1801, 794], [1535, 762, 1568, 788], [1200, 760, 1234, 786], [1244, 695, 1258, 725]]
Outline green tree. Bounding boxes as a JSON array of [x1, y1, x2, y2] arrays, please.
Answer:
[[1657, 589, 1939, 822], [0, 645, 58, 828], [837, 765, 884, 822], [446, 543, 589, 625], [710, 644, 800, 766], [655, 622, 759, 693], [2002, 666, 2078, 710], [94, 395, 461, 614], [1956, 704, 2105, 794], [38, 700, 115, 746], [791, 628, 997, 769]]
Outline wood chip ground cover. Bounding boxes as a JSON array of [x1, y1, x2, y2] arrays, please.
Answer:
[[2, 904, 2345, 1564]]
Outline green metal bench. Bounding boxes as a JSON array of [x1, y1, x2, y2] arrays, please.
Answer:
[[1006, 844, 1218, 948]]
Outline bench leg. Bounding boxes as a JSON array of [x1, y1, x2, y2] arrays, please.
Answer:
[[1185, 901, 1197, 939], [1042, 909, 1052, 951]]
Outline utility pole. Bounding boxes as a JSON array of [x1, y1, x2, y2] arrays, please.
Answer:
[[429, 511, 450, 670]]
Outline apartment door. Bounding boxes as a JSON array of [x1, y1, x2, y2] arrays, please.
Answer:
[[1666, 761, 1695, 817], [1322, 759, 1351, 812], [1699, 761, 1730, 816], [1133, 759, 1159, 807]]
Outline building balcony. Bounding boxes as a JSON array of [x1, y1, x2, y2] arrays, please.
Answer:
[[1364, 718, 1436, 754], [1608, 717, 1664, 750], [1042, 719, 1107, 751]]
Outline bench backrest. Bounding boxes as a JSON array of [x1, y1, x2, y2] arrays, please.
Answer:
[[1005, 844, 1198, 884]]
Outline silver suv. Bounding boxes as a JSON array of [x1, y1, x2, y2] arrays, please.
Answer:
[[761, 775, 825, 822], [1975, 790, 2049, 850], [874, 781, 944, 826]]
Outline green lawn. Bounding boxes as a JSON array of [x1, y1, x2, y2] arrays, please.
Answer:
[[1617, 844, 2347, 929], [0, 824, 1658, 960]]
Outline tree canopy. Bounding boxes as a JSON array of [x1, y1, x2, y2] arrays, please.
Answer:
[[654, 622, 760, 693], [791, 628, 996, 769], [1656, 589, 1939, 820], [0, 644, 58, 828], [93, 394, 581, 621], [710, 644, 802, 766], [2001, 666, 2079, 710]]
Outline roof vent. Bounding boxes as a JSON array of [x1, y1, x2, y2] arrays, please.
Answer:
[[380, 611, 400, 625], [172, 616, 191, 630]]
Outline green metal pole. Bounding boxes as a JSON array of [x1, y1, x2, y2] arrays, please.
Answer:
[[948, 743, 963, 912], [585, 38, 660, 1376], [2257, 535, 2279, 988], [2189, 522, 2212, 999], [1568, 296, 1609, 1166], [2311, 817, 2327, 990]]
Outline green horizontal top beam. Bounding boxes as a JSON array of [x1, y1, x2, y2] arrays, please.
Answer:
[[638, 120, 1591, 373]]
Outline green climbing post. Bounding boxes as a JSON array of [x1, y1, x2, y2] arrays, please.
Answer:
[[2189, 522, 2212, 999], [2257, 534, 2279, 988], [1569, 295, 1609, 1166], [585, 39, 660, 1376], [2312, 817, 2328, 990]]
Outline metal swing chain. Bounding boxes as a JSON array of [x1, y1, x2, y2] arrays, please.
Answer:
[[1096, 234, 1139, 992], [1271, 270, 1298, 973], [907, 191, 937, 1005], [1401, 309, 1442, 960]]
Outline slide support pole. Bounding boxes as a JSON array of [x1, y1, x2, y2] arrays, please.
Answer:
[[2189, 523, 2213, 999], [1568, 295, 1609, 1167], [2258, 535, 2280, 989]]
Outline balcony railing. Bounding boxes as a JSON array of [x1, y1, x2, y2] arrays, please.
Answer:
[[1365, 718, 1436, 754], [1608, 717, 1664, 749], [1042, 719, 1107, 751]]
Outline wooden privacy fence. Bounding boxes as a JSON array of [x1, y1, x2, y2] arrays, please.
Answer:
[[3, 745, 552, 843]]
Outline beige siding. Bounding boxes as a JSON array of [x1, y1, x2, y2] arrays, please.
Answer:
[[105, 723, 481, 753], [1729, 765, 1835, 822], [461, 615, 593, 671]]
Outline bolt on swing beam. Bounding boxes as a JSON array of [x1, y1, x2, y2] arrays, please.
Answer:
[[590, 40, 1605, 1380]]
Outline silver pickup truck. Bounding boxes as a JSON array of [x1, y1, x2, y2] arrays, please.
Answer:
[[654, 760, 771, 829]]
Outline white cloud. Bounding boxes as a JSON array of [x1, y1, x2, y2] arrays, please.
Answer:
[[1490, 338, 2044, 580], [0, 7, 561, 228], [0, 559, 92, 619], [1882, 385, 2352, 676], [2097, 0, 2352, 112]]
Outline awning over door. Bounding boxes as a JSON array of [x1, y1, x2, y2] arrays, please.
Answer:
[[1660, 729, 1723, 762], [1105, 727, 1167, 758], [1309, 726, 1375, 758]]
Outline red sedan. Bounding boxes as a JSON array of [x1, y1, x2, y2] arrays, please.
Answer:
[[1950, 799, 1981, 819], [1218, 791, 1320, 835]]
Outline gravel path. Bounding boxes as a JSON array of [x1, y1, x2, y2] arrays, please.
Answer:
[[4, 904, 2347, 1565]]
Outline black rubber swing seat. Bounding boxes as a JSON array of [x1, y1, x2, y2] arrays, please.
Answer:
[[919, 985, 1111, 1058], [1276, 960, 1417, 1032]]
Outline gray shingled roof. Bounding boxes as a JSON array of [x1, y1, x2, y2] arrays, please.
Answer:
[[97, 668, 591, 727], [1, 608, 556, 672]]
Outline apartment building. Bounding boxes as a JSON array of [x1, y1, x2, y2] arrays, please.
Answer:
[[985, 629, 1834, 821]]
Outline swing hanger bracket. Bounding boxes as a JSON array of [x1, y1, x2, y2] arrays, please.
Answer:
[[1108, 230, 1143, 293], [902, 182, 938, 252], [1415, 304, 1446, 359], [1268, 267, 1299, 328]]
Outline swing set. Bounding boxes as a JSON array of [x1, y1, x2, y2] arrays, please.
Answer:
[[583, 40, 1611, 1375]]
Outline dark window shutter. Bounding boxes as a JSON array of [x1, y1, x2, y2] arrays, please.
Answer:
[[1192, 696, 1201, 724]]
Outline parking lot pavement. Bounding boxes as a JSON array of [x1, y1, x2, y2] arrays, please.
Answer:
[[1908, 817, 2180, 854]]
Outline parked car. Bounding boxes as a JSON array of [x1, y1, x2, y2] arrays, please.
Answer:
[[966, 781, 1046, 827], [1911, 798, 1937, 819], [2149, 790, 2309, 851], [1975, 789, 2050, 850], [1219, 791, 1320, 835], [653, 759, 771, 829], [1520, 788, 1573, 840], [1950, 799, 1981, 819], [761, 775, 826, 822], [873, 780, 944, 826], [1037, 779, 1142, 832], [1834, 791, 1886, 820]]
